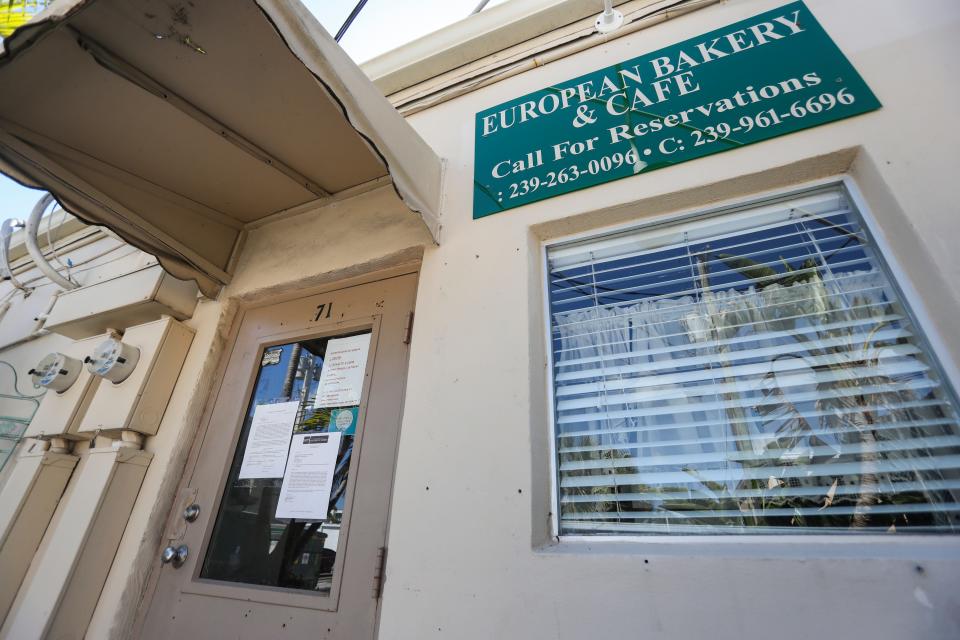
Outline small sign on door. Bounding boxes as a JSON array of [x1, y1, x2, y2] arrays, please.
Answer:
[[314, 334, 371, 408], [276, 431, 342, 520]]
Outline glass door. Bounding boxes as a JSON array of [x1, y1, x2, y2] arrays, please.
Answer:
[[201, 330, 371, 592], [140, 272, 417, 640]]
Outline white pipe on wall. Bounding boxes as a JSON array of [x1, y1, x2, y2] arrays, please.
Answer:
[[24, 194, 78, 291], [29, 288, 61, 338], [596, 0, 624, 32], [0, 218, 30, 294]]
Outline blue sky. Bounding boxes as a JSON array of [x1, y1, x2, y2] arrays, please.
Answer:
[[0, 0, 508, 220], [0, 175, 45, 222]]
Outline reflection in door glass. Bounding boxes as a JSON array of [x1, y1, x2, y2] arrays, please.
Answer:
[[200, 331, 370, 593]]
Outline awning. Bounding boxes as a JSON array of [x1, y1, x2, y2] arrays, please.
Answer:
[[0, 0, 444, 297]]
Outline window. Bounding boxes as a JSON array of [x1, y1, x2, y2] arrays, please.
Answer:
[[201, 331, 369, 592], [546, 186, 960, 536]]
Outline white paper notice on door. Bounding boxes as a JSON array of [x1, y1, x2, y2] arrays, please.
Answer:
[[313, 334, 371, 408], [237, 401, 300, 479], [276, 431, 342, 520]]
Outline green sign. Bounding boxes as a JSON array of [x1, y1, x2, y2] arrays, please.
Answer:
[[473, 1, 880, 219]]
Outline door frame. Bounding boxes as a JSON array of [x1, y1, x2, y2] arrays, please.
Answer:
[[182, 313, 383, 609], [134, 263, 420, 633]]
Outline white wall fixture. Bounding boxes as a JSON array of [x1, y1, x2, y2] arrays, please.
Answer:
[[23, 335, 104, 439], [43, 264, 199, 340], [84, 333, 140, 384], [78, 317, 194, 436], [594, 0, 623, 33], [28, 352, 82, 393]]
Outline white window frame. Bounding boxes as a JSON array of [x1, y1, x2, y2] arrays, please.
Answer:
[[541, 175, 960, 548]]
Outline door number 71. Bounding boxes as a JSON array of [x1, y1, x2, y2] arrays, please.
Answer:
[[313, 302, 333, 322]]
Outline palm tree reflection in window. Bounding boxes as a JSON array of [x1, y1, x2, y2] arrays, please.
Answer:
[[201, 332, 369, 591]]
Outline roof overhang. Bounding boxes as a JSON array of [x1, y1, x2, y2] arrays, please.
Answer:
[[0, 0, 444, 297], [363, 0, 636, 96]]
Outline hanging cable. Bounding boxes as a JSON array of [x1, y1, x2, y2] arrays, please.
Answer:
[[335, 0, 369, 42], [471, 0, 492, 15], [0, 361, 46, 398]]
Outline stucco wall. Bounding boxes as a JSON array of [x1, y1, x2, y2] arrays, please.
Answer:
[[378, 1, 960, 638]]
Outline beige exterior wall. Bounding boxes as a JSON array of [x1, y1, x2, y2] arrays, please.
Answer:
[[0, 0, 957, 638], [379, 0, 960, 638]]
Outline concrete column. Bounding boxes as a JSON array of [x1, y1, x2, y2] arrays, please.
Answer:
[[0, 447, 78, 623], [0, 445, 152, 639]]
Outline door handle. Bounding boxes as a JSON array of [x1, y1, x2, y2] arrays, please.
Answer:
[[183, 503, 200, 522], [160, 544, 189, 568]]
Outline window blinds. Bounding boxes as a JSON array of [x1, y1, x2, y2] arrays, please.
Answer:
[[547, 188, 960, 535]]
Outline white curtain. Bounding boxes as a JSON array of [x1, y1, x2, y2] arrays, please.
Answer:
[[553, 269, 960, 533]]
